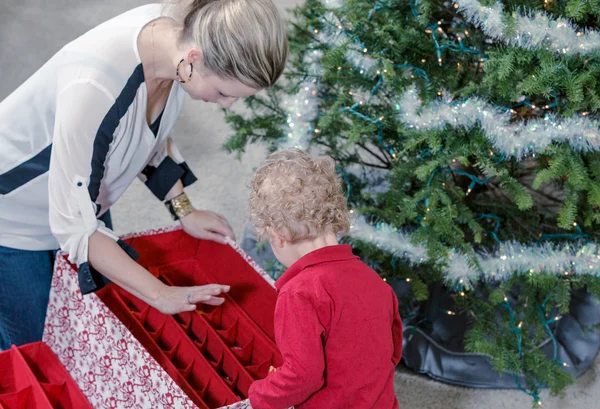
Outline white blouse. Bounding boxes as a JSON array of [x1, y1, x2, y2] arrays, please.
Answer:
[[0, 4, 196, 292]]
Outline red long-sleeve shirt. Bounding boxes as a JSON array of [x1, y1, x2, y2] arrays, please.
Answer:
[[248, 244, 402, 409]]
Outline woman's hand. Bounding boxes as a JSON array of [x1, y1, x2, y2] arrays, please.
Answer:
[[150, 283, 230, 315], [180, 209, 235, 243]]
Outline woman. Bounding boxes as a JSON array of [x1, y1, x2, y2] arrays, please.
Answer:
[[0, 0, 288, 350]]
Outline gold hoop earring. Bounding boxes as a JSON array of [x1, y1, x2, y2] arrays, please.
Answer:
[[176, 58, 194, 83]]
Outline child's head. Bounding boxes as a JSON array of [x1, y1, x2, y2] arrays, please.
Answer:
[[166, 0, 288, 106], [250, 149, 350, 265]]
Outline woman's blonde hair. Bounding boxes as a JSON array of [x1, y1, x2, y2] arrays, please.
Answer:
[[249, 149, 350, 244], [164, 0, 288, 89]]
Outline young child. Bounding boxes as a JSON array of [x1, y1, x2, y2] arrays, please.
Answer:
[[247, 149, 402, 409]]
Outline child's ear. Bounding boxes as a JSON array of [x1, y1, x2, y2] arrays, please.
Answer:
[[268, 228, 286, 248], [274, 235, 285, 248]]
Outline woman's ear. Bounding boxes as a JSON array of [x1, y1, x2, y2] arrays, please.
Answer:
[[187, 47, 203, 66]]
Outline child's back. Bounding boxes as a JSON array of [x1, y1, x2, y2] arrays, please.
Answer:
[[275, 244, 401, 408], [247, 149, 402, 409]]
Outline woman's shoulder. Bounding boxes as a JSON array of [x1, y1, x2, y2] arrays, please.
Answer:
[[67, 4, 160, 55], [55, 5, 162, 97]]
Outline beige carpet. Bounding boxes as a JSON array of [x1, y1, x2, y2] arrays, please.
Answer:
[[1, 1, 597, 407]]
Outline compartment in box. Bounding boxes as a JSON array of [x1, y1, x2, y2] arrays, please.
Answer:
[[152, 319, 184, 361], [183, 362, 212, 399], [0, 350, 32, 393], [205, 306, 279, 373], [115, 289, 148, 314], [194, 295, 281, 372], [215, 321, 239, 347], [193, 240, 279, 339], [184, 313, 254, 397], [18, 343, 67, 384], [127, 301, 240, 408], [39, 382, 64, 407], [0, 387, 32, 409], [17, 343, 93, 409], [230, 338, 254, 365], [140, 308, 168, 338], [244, 358, 275, 380], [0, 384, 49, 409]]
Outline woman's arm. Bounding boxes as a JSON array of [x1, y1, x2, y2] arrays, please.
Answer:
[[88, 230, 228, 314], [49, 81, 230, 313]]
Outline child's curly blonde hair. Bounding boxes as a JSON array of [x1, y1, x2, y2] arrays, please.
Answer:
[[250, 149, 350, 243]]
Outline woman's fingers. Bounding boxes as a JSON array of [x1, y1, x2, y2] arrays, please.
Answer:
[[209, 212, 236, 241], [183, 303, 197, 311], [202, 230, 230, 244], [210, 219, 235, 239], [197, 284, 230, 293], [187, 293, 226, 306], [186, 285, 229, 304], [202, 296, 226, 306], [154, 282, 231, 314]]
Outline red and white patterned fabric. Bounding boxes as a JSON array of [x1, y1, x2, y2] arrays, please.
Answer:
[[43, 226, 275, 409]]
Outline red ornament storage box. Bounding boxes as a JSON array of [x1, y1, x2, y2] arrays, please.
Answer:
[[43, 226, 283, 409], [0, 342, 93, 409]]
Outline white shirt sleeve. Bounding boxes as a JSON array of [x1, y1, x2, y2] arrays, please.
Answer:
[[48, 80, 121, 267]]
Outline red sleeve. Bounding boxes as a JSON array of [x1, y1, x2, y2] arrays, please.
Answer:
[[392, 291, 403, 365], [248, 291, 326, 409]]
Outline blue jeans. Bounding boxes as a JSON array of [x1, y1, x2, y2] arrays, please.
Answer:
[[0, 212, 112, 350]]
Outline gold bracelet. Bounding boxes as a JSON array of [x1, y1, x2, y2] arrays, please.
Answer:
[[164, 192, 194, 220]]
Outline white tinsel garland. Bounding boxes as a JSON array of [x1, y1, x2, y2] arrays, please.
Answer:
[[279, 8, 378, 149], [318, 11, 379, 74], [397, 86, 600, 158], [323, 0, 343, 8], [346, 49, 378, 73], [455, 0, 600, 55], [348, 215, 600, 284], [348, 216, 430, 263], [279, 82, 320, 150], [279, 49, 322, 150]]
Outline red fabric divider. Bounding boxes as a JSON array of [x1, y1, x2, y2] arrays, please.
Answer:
[[0, 343, 92, 409], [96, 231, 284, 408], [123, 230, 278, 339]]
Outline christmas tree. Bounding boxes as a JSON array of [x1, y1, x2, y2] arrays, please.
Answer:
[[225, 0, 600, 405]]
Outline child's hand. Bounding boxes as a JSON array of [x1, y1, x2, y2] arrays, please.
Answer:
[[180, 209, 236, 243]]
